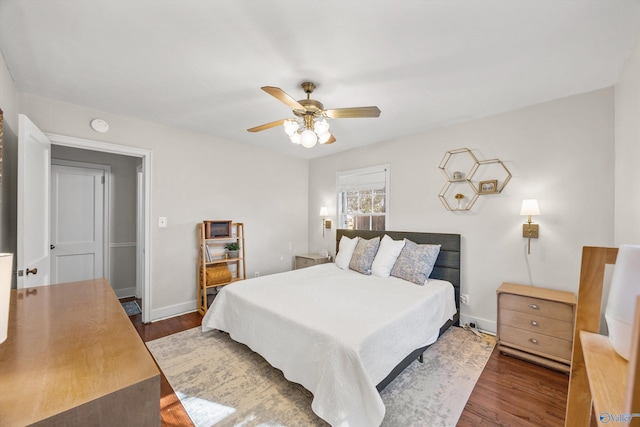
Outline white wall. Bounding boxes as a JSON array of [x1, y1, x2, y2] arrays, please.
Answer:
[[615, 34, 640, 245], [19, 93, 309, 320], [309, 88, 615, 332]]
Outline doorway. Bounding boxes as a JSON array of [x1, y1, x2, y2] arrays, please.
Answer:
[[47, 133, 152, 323]]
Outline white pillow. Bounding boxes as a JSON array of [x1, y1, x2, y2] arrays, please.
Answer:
[[335, 236, 359, 270], [371, 235, 406, 277]]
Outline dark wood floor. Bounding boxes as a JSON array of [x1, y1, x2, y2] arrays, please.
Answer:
[[126, 305, 570, 427]]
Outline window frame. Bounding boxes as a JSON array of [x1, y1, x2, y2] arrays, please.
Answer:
[[336, 164, 389, 231]]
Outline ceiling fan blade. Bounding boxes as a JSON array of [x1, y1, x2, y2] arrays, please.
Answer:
[[324, 106, 381, 119], [247, 118, 285, 133], [323, 133, 336, 144], [261, 86, 305, 111]]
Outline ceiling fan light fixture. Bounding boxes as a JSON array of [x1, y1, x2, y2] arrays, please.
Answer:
[[289, 132, 301, 144], [249, 81, 381, 148], [318, 132, 332, 144], [300, 129, 318, 148], [283, 118, 299, 136], [314, 118, 330, 134]]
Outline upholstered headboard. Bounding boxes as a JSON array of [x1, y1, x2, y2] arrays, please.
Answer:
[[335, 229, 461, 319]]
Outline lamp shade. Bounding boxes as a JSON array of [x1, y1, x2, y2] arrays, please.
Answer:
[[283, 118, 299, 136], [313, 119, 330, 134], [289, 133, 301, 144], [520, 199, 540, 216], [319, 207, 329, 217], [300, 129, 317, 148], [605, 244, 640, 360], [0, 253, 13, 344]]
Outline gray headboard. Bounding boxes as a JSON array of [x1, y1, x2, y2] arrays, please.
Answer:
[[335, 229, 461, 316]]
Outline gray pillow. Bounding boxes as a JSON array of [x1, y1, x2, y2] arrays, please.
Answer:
[[390, 239, 441, 285], [349, 236, 381, 275]]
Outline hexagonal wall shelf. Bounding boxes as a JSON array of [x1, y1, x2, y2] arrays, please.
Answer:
[[438, 180, 479, 211], [438, 148, 512, 211], [468, 158, 512, 195], [438, 148, 478, 182]]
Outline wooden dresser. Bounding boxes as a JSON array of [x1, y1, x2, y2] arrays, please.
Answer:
[[0, 279, 160, 426], [497, 282, 576, 373]]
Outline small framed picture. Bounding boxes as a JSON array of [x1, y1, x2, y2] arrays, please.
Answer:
[[204, 220, 232, 239], [478, 180, 498, 194]]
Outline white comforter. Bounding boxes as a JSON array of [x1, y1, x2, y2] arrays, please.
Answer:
[[201, 263, 456, 427]]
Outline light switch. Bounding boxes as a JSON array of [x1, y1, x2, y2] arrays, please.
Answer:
[[158, 217, 168, 228]]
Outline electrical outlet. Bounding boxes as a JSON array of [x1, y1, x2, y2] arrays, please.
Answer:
[[254, 272, 260, 278], [460, 293, 469, 305]]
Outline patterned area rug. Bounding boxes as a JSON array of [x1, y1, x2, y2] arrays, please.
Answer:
[[146, 326, 495, 427], [121, 300, 141, 316]]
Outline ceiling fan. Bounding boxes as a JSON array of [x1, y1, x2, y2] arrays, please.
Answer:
[[247, 82, 381, 148]]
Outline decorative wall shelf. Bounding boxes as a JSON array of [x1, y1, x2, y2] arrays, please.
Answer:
[[438, 180, 479, 211], [438, 148, 512, 211]]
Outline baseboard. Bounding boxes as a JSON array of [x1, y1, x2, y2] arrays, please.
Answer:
[[150, 299, 198, 322], [460, 313, 496, 335], [114, 287, 137, 299]]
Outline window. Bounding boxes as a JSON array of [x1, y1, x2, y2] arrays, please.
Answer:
[[337, 165, 389, 231]]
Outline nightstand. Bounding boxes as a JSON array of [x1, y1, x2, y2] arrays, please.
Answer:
[[295, 254, 331, 270], [496, 282, 576, 373]]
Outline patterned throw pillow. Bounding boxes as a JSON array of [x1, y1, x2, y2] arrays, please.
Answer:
[[349, 236, 381, 275], [390, 239, 441, 285]]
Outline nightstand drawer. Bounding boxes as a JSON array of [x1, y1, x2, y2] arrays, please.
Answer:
[[294, 254, 330, 270], [499, 308, 573, 341], [500, 293, 573, 322], [500, 324, 572, 361], [296, 257, 316, 269]]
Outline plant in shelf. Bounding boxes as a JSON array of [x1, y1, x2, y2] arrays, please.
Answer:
[[225, 242, 240, 259]]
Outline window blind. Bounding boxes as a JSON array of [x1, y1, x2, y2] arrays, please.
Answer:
[[337, 165, 388, 192]]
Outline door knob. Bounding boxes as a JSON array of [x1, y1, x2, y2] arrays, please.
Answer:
[[50, 244, 56, 250], [26, 267, 38, 276]]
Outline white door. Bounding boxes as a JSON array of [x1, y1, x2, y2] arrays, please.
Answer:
[[50, 164, 105, 284], [17, 115, 51, 288]]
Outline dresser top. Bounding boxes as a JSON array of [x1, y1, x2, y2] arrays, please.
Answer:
[[498, 282, 577, 305], [0, 279, 159, 425]]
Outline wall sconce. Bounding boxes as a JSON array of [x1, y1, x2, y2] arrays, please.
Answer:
[[520, 199, 540, 254], [319, 207, 331, 237]]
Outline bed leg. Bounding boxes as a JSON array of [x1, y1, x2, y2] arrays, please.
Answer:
[[418, 353, 424, 363]]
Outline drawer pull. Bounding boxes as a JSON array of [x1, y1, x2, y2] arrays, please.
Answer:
[[529, 304, 539, 310], [529, 338, 538, 344], [530, 320, 539, 327]]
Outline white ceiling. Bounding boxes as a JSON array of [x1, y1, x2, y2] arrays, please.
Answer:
[[1, 1, 639, 159]]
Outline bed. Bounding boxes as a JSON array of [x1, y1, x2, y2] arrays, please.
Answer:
[[201, 229, 460, 427]]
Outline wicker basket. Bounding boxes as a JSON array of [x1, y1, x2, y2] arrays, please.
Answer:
[[206, 264, 232, 286]]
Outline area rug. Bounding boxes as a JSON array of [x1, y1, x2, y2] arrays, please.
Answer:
[[146, 326, 495, 427], [121, 300, 141, 316]]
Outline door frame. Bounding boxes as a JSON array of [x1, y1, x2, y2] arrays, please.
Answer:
[[50, 159, 111, 284], [46, 133, 153, 323], [136, 164, 144, 300]]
